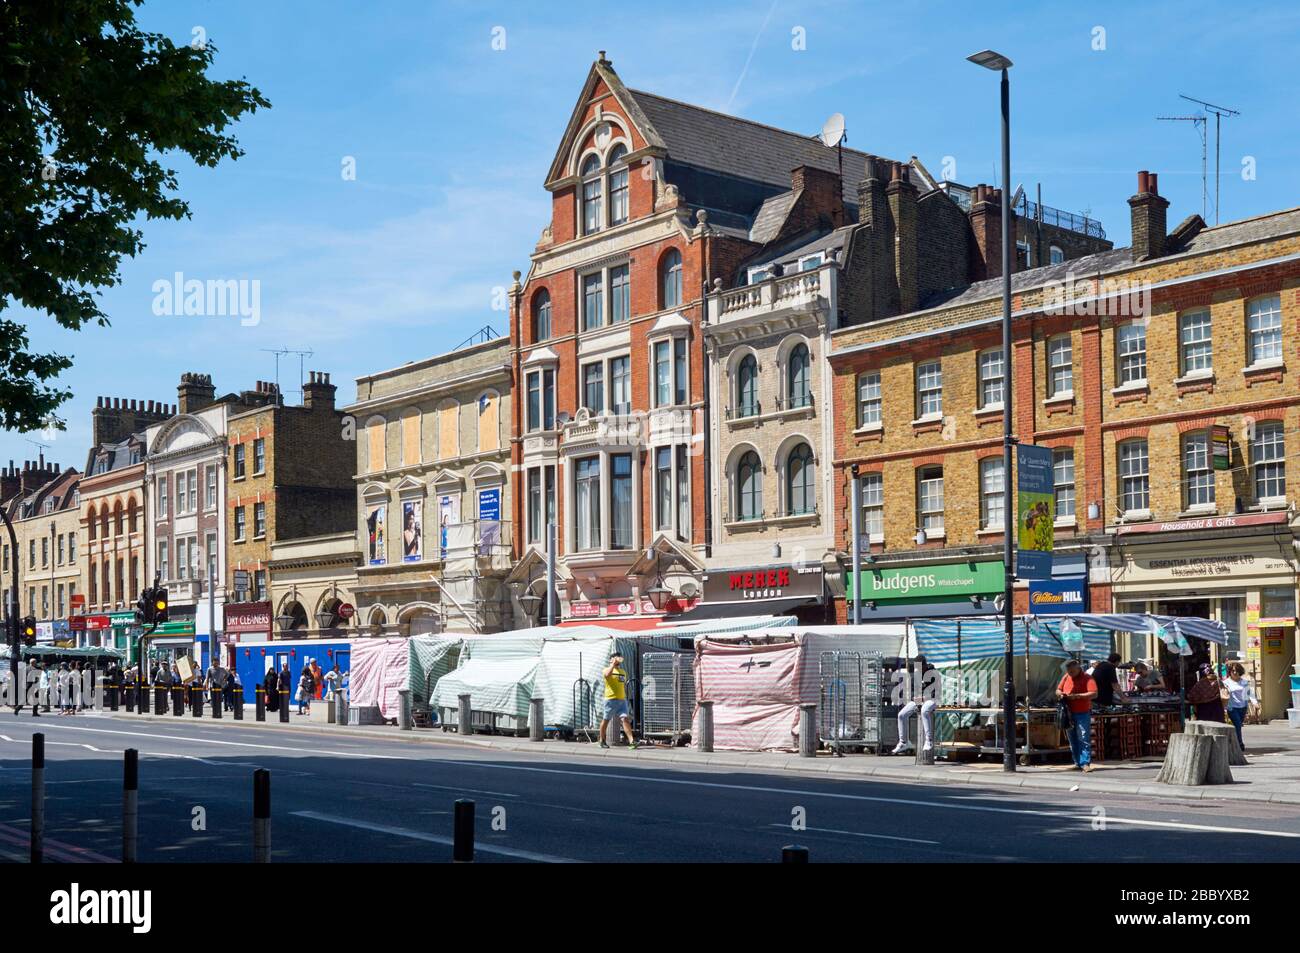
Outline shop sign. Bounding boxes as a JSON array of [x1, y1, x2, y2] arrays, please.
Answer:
[[70, 593, 85, 609], [224, 602, 272, 634], [702, 564, 824, 603], [1114, 510, 1287, 536], [1028, 578, 1088, 614], [850, 561, 1004, 602], [1212, 425, 1232, 470], [68, 615, 111, 632], [569, 601, 602, 619], [1016, 444, 1055, 581]]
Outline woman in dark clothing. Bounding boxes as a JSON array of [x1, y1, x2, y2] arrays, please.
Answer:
[[1189, 662, 1226, 724], [264, 668, 279, 712]]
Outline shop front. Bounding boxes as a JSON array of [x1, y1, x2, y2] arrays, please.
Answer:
[[223, 601, 273, 667], [846, 560, 1005, 620], [675, 563, 828, 623], [143, 620, 198, 667], [1108, 512, 1298, 721]]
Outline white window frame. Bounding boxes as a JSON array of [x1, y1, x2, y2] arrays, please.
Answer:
[[917, 467, 944, 537], [977, 348, 1005, 410], [253, 501, 266, 539], [649, 333, 690, 409], [1246, 295, 1283, 366], [1116, 322, 1147, 386], [578, 259, 632, 333], [157, 476, 169, 518], [525, 366, 556, 432], [857, 371, 881, 428], [979, 457, 1005, 530], [1047, 335, 1073, 397], [1179, 309, 1213, 376], [1119, 440, 1150, 515], [1183, 431, 1215, 510], [1252, 422, 1286, 503], [1053, 448, 1076, 522], [1049, 245, 1065, 265], [916, 360, 943, 419], [860, 473, 883, 540]]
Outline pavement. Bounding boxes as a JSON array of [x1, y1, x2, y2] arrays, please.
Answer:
[[4, 709, 1300, 863], [74, 702, 1300, 805]]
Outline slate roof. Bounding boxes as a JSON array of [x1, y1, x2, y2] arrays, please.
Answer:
[[919, 205, 1300, 312], [84, 434, 145, 479], [627, 89, 889, 210]]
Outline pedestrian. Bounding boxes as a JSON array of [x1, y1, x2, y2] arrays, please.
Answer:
[[323, 662, 341, 698], [277, 662, 292, 711], [1187, 662, 1226, 725], [297, 665, 314, 715], [1091, 653, 1124, 707], [58, 662, 74, 715], [598, 652, 636, 750], [1056, 658, 1097, 772], [224, 666, 238, 710], [1221, 662, 1256, 752], [264, 667, 280, 713], [310, 658, 323, 700], [893, 654, 937, 754]]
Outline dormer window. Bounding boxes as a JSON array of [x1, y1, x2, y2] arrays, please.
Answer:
[[579, 142, 632, 236], [581, 154, 603, 235]]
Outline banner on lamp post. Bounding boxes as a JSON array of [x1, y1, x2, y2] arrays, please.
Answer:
[[1016, 443, 1054, 581]]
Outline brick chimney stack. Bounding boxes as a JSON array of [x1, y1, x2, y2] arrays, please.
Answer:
[[91, 393, 175, 447], [790, 164, 846, 229], [856, 155, 896, 320], [1128, 170, 1169, 262], [177, 373, 216, 415], [887, 162, 919, 313], [968, 184, 1004, 282], [302, 371, 337, 411]]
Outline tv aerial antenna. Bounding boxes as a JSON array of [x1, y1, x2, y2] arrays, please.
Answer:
[[1159, 94, 1239, 224], [260, 347, 314, 405]]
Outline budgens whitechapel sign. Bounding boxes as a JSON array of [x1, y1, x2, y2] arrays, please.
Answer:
[[850, 561, 1005, 601]]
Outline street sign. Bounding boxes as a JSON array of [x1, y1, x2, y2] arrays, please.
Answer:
[[70, 593, 85, 608], [337, 603, 355, 620], [233, 570, 251, 591]]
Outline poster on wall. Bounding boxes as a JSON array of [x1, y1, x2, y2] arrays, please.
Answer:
[[478, 487, 501, 550], [439, 494, 460, 558], [366, 504, 387, 565], [402, 499, 423, 562], [1016, 443, 1055, 581]]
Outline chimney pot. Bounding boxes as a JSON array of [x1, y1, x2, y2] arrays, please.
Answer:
[[1149, 172, 1159, 195]]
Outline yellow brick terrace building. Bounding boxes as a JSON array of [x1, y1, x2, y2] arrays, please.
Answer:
[[830, 172, 1300, 721]]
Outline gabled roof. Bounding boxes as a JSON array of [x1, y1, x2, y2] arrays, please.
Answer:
[[625, 88, 879, 209]]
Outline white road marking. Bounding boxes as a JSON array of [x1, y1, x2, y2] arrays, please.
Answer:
[[441, 760, 1300, 839], [767, 823, 939, 845], [0, 722, 406, 760], [412, 782, 519, 799], [290, 810, 580, 863]]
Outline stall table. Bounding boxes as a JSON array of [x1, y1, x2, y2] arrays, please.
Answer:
[[1089, 704, 1180, 762], [935, 706, 1072, 764]]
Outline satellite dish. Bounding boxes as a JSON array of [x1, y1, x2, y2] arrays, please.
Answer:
[[819, 112, 846, 148], [1010, 184, 1025, 209]]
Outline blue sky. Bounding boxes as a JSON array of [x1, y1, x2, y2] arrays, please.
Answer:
[[8, 0, 1299, 468]]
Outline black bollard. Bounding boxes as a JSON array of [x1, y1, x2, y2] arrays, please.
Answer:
[[173, 685, 184, 716], [252, 769, 271, 863], [123, 748, 138, 863], [110, 683, 120, 712], [255, 686, 265, 722], [156, 684, 166, 715], [31, 733, 45, 863], [125, 679, 136, 713], [193, 683, 204, 717], [279, 690, 289, 723], [781, 845, 809, 863], [234, 688, 244, 721], [452, 799, 475, 863], [211, 687, 222, 719]]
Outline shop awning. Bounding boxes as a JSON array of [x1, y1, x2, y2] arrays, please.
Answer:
[[852, 600, 1001, 622], [671, 596, 818, 622]]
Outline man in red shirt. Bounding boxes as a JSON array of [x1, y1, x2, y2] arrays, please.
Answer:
[[1056, 659, 1098, 772]]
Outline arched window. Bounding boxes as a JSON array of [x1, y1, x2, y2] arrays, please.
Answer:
[[787, 343, 811, 409], [608, 144, 629, 226], [737, 451, 763, 521], [366, 416, 386, 473], [737, 355, 759, 417], [87, 505, 97, 541], [660, 248, 683, 309], [531, 289, 551, 342], [113, 500, 124, 536], [580, 154, 602, 235], [127, 497, 139, 534], [786, 443, 815, 515]]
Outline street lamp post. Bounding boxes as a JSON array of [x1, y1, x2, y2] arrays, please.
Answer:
[[968, 48, 1018, 773], [1, 509, 19, 699]]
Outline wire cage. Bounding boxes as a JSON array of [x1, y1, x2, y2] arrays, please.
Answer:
[[640, 651, 695, 745], [819, 651, 887, 755]]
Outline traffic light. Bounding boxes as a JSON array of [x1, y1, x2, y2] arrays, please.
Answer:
[[135, 590, 152, 626], [20, 617, 36, 647], [152, 586, 168, 625]]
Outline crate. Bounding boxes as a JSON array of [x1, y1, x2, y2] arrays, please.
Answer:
[[1028, 723, 1063, 748]]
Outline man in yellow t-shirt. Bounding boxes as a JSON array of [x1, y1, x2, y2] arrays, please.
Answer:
[[599, 653, 637, 749]]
